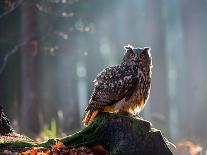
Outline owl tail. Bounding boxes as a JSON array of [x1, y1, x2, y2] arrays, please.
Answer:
[[82, 110, 99, 127]]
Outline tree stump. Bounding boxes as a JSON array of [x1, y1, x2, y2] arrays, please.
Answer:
[[0, 112, 173, 154], [61, 112, 173, 155]]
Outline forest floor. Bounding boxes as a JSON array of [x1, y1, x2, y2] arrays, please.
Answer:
[[0, 133, 110, 154], [0, 106, 110, 155]]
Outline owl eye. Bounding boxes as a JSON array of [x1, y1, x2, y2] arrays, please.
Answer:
[[127, 51, 135, 59], [140, 53, 145, 59]]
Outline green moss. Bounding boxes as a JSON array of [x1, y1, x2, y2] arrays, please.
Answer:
[[60, 112, 109, 147], [0, 114, 108, 150], [131, 118, 151, 136], [37, 138, 56, 148], [0, 141, 34, 150], [111, 148, 123, 155], [12, 113, 147, 149]]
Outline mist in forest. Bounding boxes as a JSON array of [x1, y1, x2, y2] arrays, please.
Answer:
[[0, 0, 207, 151]]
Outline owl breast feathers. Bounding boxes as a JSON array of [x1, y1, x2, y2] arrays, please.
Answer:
[[82, 45, 152, 126]]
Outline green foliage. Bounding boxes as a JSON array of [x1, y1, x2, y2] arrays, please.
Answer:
[[40, 119, 57, 139]]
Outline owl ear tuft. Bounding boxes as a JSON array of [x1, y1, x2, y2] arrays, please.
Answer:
[[143, 47, 151, 52], [124, 44, 134, 51]]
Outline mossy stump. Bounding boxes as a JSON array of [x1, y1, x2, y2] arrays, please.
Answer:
[[0, 113, 173, 155], [61, 113, 173, 155]]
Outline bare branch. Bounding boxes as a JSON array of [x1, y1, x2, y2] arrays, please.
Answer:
[[0, 0, 24, 19], [0, 41, 27, 75]]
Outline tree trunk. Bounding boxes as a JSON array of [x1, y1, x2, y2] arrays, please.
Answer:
[[20, 0, 42, 135], [180, 0, 207, 140]]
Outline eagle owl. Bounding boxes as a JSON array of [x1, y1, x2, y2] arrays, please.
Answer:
[[82, 45, 152, 126]]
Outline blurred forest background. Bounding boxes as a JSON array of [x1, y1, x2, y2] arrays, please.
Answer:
[[0, 0, 207, 152]]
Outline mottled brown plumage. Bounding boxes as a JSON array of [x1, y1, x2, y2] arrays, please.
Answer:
[[82, 45, 153, 126]]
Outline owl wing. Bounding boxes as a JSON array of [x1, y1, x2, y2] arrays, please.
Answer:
[[82, 65, 138, 126], [92, 65, 139, 105]]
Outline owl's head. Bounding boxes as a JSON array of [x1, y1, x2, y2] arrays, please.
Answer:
[[122, 45, 152, 68]]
